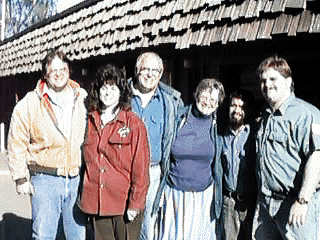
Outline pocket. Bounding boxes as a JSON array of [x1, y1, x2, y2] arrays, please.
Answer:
[[267, 133, 288, 146]]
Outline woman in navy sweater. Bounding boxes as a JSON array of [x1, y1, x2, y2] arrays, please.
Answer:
[[159, 78, 225, 240]]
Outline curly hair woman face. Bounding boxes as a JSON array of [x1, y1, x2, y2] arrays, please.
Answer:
[[87, 64, 132, 124], [99, 81, 120, 109]]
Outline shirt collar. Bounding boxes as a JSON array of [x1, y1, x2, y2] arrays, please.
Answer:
[[228, 124, 250, 136], [131, 82, 161, 99], [90, 109, 127, 127], [266, 94, 295, 116], [42, 82, 73, 106]]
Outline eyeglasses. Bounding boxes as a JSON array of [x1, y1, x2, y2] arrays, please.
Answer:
[[139, 67, 161, 76], [48, 67, 69, 76], [198, 90, 219, 107]]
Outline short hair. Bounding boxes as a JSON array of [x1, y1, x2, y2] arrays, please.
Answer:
[[257, 55, 294, 92], [135, 51, 164, 77], [194, 78, 225, 106], [86, 64, 132, 112], [229, 89, 255, 124], [41, 49, 70, 80]]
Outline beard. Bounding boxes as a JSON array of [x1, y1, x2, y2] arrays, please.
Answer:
[[230, 113, 244, 130]]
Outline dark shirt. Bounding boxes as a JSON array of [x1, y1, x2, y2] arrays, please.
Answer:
[[222, 125, 256, 193], [169, 106, 215, 192]]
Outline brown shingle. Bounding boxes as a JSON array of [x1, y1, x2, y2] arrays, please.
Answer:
[[289, 15, 301, 35], [1, 0, 319, 77], [297, 10, 312, 33], [310, 14, 320, 33], [285, 0, 306, 9], [257, 18, 275, 39]]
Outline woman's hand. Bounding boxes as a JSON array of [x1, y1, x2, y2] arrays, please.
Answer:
[[126, 209, 140, 222]]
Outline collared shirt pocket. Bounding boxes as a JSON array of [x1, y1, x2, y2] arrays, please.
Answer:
[[267, 132, 288, 148]]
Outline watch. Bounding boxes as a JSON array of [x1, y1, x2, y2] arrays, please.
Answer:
[[297, 197, 309, 204]]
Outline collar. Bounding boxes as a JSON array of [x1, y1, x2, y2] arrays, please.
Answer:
[[36, 79, 81, 99], [89, 109, 127, 129], [228, 124, 250, 136], [266, 94, 295, 116], [131, 82, 161, 99]]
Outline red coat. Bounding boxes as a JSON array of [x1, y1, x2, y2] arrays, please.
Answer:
[[78, 109, 150, 216]]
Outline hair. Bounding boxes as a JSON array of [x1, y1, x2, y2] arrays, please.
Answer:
[[257, 55, 294, 92], [194, 78, 225, 106], [229, 89, 255, 124], [134, 51, 164, 77], [86, 64, 132, 112], [41, 49, 70, 80]]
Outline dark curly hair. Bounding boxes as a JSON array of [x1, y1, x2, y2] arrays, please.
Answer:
[[86, 64, 132, 112]]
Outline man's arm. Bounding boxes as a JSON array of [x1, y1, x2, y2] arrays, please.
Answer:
[[289, 150, 320, 227], [7, 98, 33, 194]]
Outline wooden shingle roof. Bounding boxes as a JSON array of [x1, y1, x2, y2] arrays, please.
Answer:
[[0, 0, 319, 77]]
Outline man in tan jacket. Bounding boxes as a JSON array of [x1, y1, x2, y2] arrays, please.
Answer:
[[7, 49, 87, 239]]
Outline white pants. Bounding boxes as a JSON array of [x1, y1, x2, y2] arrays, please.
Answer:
[[140, 165, 161, 240]]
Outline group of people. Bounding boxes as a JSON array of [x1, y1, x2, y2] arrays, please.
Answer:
[[7, 49, 320, 240]]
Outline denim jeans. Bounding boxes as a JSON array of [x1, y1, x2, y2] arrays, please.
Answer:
[[252, 192, 319, 240], [140, 165, 161, 240], [31, 173, 86, 240]]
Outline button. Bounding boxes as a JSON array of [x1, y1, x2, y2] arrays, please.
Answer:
[[100, 154, 103, 158], [100, 184, 104, 188], [101, 169, 105, 173]]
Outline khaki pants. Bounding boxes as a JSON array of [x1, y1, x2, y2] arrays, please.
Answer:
[[222, 193, 256, 240], [92, 212, 143, 240]]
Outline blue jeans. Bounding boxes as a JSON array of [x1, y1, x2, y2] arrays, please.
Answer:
[[252, 192, 319, 240], [31, 173, 86, 240]]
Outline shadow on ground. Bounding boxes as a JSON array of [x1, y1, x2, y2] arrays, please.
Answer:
[[0, 213, 93, 240], [0, 213, 32, 240]]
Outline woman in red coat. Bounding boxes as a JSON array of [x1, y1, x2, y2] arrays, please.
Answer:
[[78, 64, 150, 240]]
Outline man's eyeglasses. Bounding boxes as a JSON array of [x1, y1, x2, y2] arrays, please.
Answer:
[[48, 67, 69, 76], [139, 67, 161, 76]]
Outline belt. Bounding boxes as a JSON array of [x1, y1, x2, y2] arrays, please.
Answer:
[[30, 165, 58, 176], [223, 188, 245, 202], [29, 165, 78, 177], [270, 190, 298, 201]]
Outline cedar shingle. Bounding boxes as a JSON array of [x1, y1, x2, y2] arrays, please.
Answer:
[[297, 10, 312, 33], [272, 13, 290, 34], [286, 0, 306, 9], [310, 14, 320, 33], [257, 18, 275, 39], [0, 0, 319, 77]]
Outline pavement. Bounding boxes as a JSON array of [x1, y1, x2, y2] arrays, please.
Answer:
[[0, 152, 32, 240], [0, 152, 94, 239]]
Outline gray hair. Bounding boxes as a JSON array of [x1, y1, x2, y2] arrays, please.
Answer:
[[135, 52, 164, 77], [194, 78, 225, 106]]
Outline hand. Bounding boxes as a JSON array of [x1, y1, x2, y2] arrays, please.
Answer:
[[289, 201, 308, 228], [16, 181, 34, 195], [126, 209, 140, 222]]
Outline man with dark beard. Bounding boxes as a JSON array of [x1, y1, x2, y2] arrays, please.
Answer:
[[221, 90, 257, 240]]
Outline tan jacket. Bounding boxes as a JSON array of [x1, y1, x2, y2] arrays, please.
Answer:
[[7, 79, 87, 180]]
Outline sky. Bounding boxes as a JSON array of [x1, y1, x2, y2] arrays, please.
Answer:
[[57, 0, 84, 13]]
